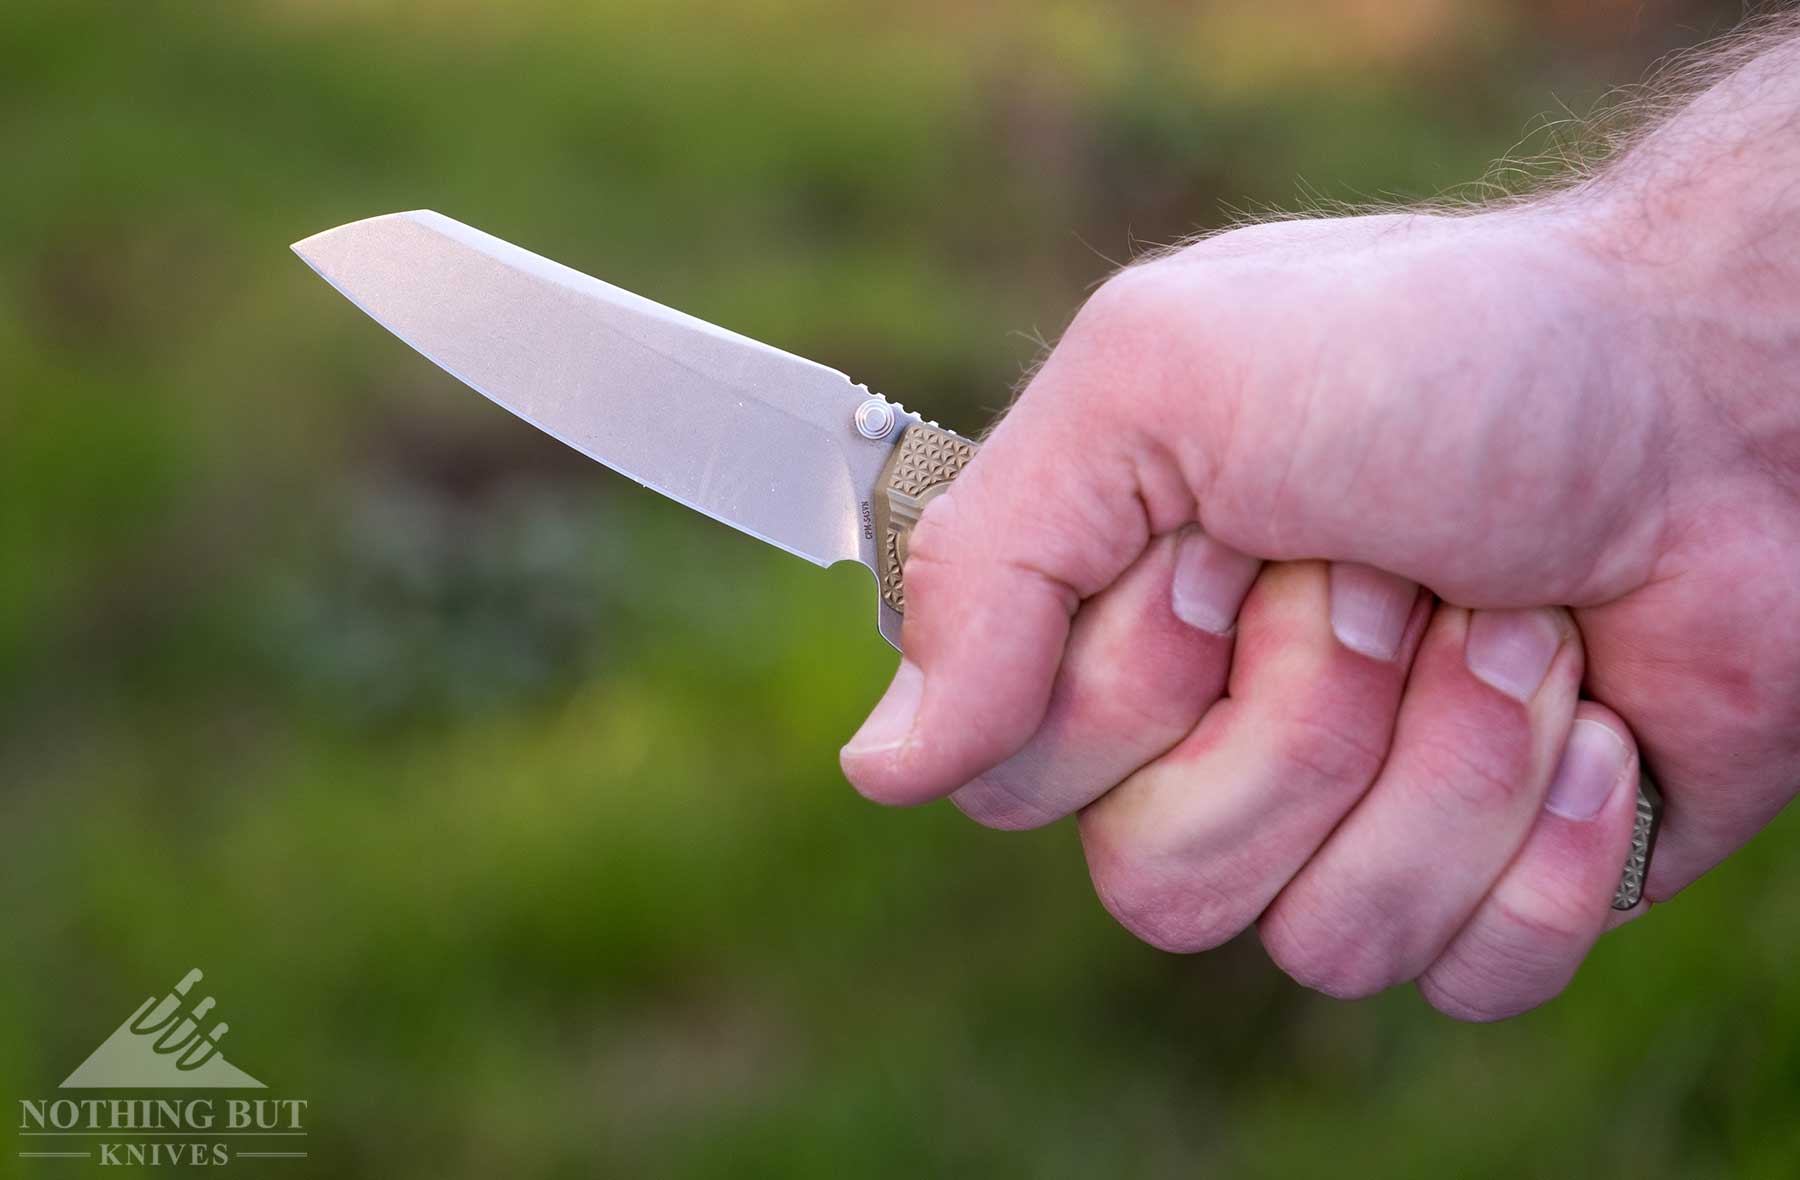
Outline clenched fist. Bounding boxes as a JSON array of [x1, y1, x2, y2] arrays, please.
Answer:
[[840, 28, 1800, 1020]]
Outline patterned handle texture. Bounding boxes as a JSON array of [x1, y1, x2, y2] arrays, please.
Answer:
[[874, 419, 1660, 913], [1612, 776, 1662, 911], [874, 421, 977, 614]]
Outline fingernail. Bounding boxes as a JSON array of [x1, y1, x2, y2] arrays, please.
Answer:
[[1545, 719, 1630, 821], [1465, 609, 1560, 702], [1171, 528, 1261, 634], [843, 659, 924, 756], [1328, 563, 1417, 661]]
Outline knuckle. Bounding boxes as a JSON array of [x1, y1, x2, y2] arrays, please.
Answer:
[[1064, 264, 1180, 370], [1080, 262, 1165, 327], [950, 774, 1059, 832], [1069, 662, 1204, 745], [1414, 892, 1590, 1023], [894, 521, 964, 620], [1258, 899, 1395, 1000], [1416, 940, 1561, 1023], [1487, 880, 1597, 955], [1267, 705, 1390, 797], [1405, 722, 1534, 814], [901, 504, 958, 578], [1416, 970, 1529, 1024], [1085, 832, 1249, 954]]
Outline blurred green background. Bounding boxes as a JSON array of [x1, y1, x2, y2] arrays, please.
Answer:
[[5, 1, 1798, 1176]]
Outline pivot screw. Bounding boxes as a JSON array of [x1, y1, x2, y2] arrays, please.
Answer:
[[854, 397, 898, 441]]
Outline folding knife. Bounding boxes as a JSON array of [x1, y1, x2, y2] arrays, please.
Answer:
[[292, 210, 973, 650], [293, 211, 1658, 910]]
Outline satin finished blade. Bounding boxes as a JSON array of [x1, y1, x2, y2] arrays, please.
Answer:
[[292, 210, 897, 570]]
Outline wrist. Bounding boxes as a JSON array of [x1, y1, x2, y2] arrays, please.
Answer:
[[1555, 30, 1800, 487], [1553, 186, 1800, 490]]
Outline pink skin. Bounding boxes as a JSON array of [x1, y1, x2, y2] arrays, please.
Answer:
[[837, 40, 1800, 1019]]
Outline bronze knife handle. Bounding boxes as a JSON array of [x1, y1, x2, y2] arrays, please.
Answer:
[[872, 421, 977, 615]]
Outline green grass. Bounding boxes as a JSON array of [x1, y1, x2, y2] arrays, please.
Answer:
[[0, 1, 1786, 1176]]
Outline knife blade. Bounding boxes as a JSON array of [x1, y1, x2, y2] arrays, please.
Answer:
[[292, 210, 972, 649]]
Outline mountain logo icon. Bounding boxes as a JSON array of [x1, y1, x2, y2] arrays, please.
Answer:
[[60, 969, 265, 1089]]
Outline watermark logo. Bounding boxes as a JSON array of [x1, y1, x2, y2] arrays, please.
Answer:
[[62, 968, 263, 1090], [17, 969, 308, 1166]]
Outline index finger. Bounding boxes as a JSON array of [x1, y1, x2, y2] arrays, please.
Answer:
[[838, 278, 1200, 804]]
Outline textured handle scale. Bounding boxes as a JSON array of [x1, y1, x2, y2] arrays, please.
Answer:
[[874, 422, 978, 613], [1612, 776, 1662, 911]]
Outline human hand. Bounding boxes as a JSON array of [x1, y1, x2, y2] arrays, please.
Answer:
[[838, 202, 1800, 1019]]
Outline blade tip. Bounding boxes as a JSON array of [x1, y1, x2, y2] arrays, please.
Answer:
[[290, 210, 448, 260]]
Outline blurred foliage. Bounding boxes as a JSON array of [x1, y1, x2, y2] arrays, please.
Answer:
[[2, 1, 1795, 1177]]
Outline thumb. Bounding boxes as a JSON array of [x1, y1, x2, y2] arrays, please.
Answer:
[[839, 284, 1197, 804]]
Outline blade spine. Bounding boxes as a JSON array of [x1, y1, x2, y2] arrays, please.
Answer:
[[370, 211, 863, 387]]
